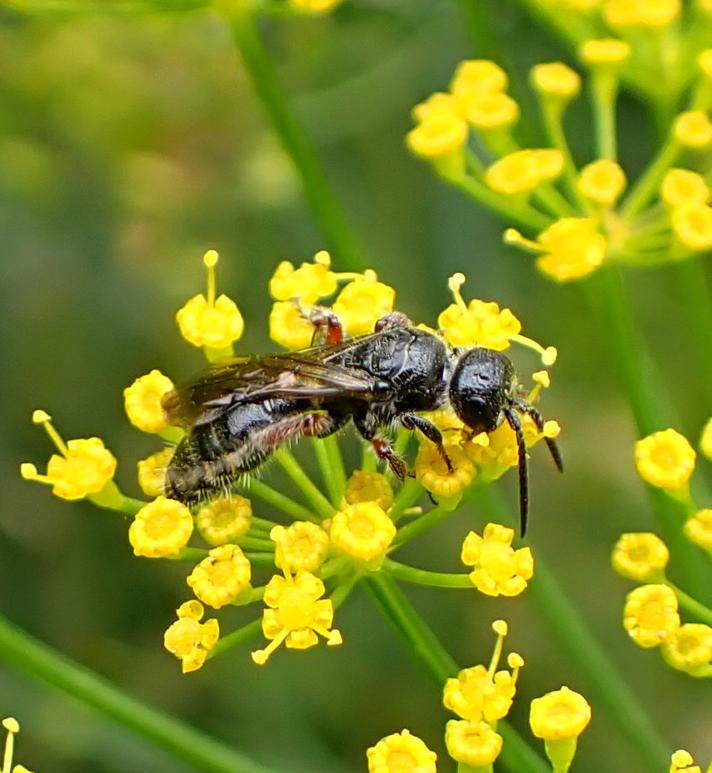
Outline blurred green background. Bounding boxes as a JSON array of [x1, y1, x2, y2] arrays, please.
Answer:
[[1, 1, 711, 771]]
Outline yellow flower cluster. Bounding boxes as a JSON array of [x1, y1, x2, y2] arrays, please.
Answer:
[[268, 251, 396, 348], [408, 47, 712, 282]]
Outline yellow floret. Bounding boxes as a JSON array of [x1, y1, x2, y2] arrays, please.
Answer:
[[344, 470, 394, 510], [445, 720, 503, 767], [123, 370, 175, 434], [269, 251, 337, 304], [661, 623, 712, 674], [661, 169, 710, 208], [623, 583, 680, 648], [164, 600, 219, 674], [366, 729, 438, 773], [187, 544, 252, 609], [701, 417, 712, 459], [332, 273, 396, 335], [674, 112, 712, 149], [271, 521, 330, 573], [406, 113, 468, 159], [577, 159, 627, 206], [611, 532, 669, 582], [580, 38, 631, 65], [485, 149, 564, 196], [411, 92, 460, 123], [196, 496, 252, 547], [461, 523, 534, 597], [672, 205, 712, 251], [415, 441, 476, 500], [683, 509, 712, 551], [129, 496, 194, 558], [603, 0, 680, 26], [463, 92, 520, 130], [671, 749, 703, 773], [330, 502, 396, 561], [635, 428, 696, 490], [529, 686, 591, 739], [450, 59, 508, 98], [530, 62, 581, 100], [269, 300, 315, 350], [137, 447, 174, 498]]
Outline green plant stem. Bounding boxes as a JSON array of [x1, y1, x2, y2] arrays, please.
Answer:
[[585, 267, 711, 600], [0, 613, 271, 773], [312, 436, 346, 508], [210, 618, 263, 658], [392, 504, 452, 548], [245, 551, 278, 567], [390, 478, 424, 521], [589, 71, 619, 160], [674, 258, 712, 398], [246, 478, 320, 523], [619, 137, 679, 220], [363, 575, 548, 773], [239, 536, 275, 551], [382, 558, 472, 588], [274, 448, 334, 519], [224, 3, 365, 270], [667, 581, 712, 626], [477, 488, 670, 769]]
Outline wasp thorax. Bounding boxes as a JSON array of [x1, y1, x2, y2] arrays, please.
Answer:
[[449, 348, 514, 433]]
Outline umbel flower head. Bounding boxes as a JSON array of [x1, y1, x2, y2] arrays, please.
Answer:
[[408, 47, 712, 282]]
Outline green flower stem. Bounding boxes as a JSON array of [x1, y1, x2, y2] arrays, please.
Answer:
[[361, 442, 377, 472], [245, 551, 278, 567], [363, 574, 548, 773], [538, 102, 588, 212], [238, 536, 274, 552], [224, 2, 365, 270], [319, 556, 350, 580], [167, 547, 209, 561], [477, 487, 670, 770], [619, 137, 679, 220], [232, 586, 265, 606], [382, 558, 472, 589], [392, 504, 451, 548], [667, 581, 712, 626], [90, 484, 145, 515], [589, 69, 620, 160], [250, 516, 278, 532], [246, 478, 320, 523], [210, 618, 263, 658], [274, 448, 335, 519], [0, 613, 271, 773], [312, 436, 346, 508], [674, 258, 712, 396], [330, 570, 359, 608], [390, 478, 424, 521], [585, 267, 711, 600], [452, 175, 552, 232]]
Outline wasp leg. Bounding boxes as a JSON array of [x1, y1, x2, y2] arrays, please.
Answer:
[[503, 406, 529, 537], [374, 311, 412, 331], [400, 413, 453, 473], [301, 304, 345, 346], [354, 411, 408, 480], [510, 397, 563, 473]]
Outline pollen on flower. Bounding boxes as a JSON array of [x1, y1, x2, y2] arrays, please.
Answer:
[[461, 523, 534, 597], [661, 169, 710, 208], [635, 428, 696, 490], [137, 447, 174, 498], [164, 599, 219, 673], [623, 583, 680, 648], [684, 509, 712, 551], [187, 544, 252, 609], [332, 273, 396, 335], [129, 496, 194, 558], [176, 250, 244, 350], [23, 411, 117, 501], [671, 205, 712, 251], [271, 521, 330, 573], [661, 623, 712, 674], [445, 719, 503, 768], [529, 686, 591, 740], [530, 62, 581, 100], [330, 502, 396, 561], [123, 370, 174, 434], [415, 440, 476, 499], [269, 300, 316, 350], [673, 111, 712, 149], [195, 496, 252, 546], [269, 253, 337, 304], [366, 729, 437, 773], [344, 470, 394, 511], [443, 619, 523, 723], [577, 159, 627, 206], [611, 532, 669, 582], [485, 149, 564, 196], [251, 571, 342, 665]]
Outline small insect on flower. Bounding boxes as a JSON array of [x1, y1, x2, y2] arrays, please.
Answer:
[[161, 298, 562, 534]]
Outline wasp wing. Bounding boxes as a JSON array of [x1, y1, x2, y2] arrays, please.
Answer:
[[162, 348, 383, 428]]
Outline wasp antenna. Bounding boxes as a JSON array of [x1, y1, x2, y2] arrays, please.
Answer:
[[504, 407, 529, 537]]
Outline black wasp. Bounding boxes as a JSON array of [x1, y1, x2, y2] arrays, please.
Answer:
[[162, 310, 562, 535]]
